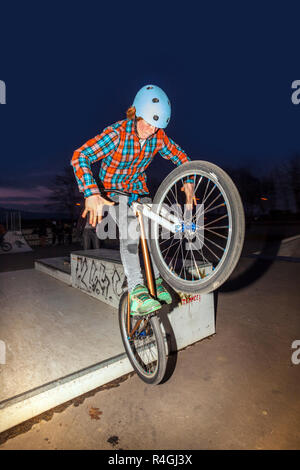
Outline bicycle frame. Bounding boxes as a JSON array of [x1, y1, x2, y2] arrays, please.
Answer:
[[131, 202, 181, 234], [123, 196, 203, 337], [127, 208, 157, 338]]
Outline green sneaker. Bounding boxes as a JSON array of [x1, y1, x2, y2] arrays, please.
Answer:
[[155, 277, 172, 304], [129, 284, 162, 316]]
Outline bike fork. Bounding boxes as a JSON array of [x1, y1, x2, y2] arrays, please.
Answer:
[[137, 210, 156, 297], [127, 209, 156, 338]]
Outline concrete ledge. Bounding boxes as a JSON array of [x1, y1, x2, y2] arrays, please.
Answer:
[[35, 258, 71, 285], [1, 251, 215, 435], [0, 285, 215, 433], [0, 352, 133, 434], [0, 288, 215, 433], [71, 250, 126, 308]]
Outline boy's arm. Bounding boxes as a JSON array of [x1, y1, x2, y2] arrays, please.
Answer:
[[159, 133, 194, 184], [71, 127, 120, 198], [71, 126, 119, 225], [159, 132, 195, 206], [159, 132, 190, 165]]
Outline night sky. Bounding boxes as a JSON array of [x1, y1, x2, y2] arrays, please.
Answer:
[[1, 1, 300, 212]]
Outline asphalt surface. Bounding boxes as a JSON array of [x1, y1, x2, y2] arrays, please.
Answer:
[[0, 224, 299, 449]]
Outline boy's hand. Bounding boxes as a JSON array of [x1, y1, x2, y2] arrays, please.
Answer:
[[82, 194, 114, 227], [182, 182, 195, 209]]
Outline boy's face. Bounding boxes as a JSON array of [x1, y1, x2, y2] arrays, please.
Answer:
[[136, 118, 157, 139]]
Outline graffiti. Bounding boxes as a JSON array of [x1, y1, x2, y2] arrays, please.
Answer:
[[180, 294, 201, 305], [112, 267, 124, 297], [75, 256, 89, 290], [99, 262, 111, 299], [73, 255, 126, 307], [88, 260, 100, 295]]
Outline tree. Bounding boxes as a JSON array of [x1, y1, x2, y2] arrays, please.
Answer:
[[271, 156, 299, 213], [224, 167, 262, 217], [45, 166, 83, 220], [288, 154, 300, 212]]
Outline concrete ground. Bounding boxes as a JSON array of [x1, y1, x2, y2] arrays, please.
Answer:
[[0, 253, 299, 450]]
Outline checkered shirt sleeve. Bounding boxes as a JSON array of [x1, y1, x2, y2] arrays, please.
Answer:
[[71, 127, 120, 198], [159, 133, 191, 165]]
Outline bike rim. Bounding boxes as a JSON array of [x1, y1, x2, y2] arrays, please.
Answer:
[[121, 299, 160, 378], [153, 169, 233, 288]]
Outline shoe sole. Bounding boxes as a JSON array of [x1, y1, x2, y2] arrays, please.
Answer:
[[157, 298, 172, 305], [130, 303, 162, 316]]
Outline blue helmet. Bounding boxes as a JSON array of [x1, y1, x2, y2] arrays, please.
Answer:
[[132, 85, 171, 128]]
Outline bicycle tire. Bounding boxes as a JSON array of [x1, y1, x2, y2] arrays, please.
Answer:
[[118, 291, 167, 385], [150, 160, 245, 294]]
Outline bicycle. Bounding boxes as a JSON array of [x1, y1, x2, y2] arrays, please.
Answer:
[[0, 235, 12, 252], [111, 160, 245, 385]]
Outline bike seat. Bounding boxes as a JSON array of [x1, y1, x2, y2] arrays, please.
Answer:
[[103, 189, 132, 198]]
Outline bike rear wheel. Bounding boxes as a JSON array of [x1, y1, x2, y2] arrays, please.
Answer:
[[1, 242, 12, 252], [119, 292, 167, 385], [150, 160, 245, 294]]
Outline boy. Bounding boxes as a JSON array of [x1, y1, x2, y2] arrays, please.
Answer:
[[71, 84, 194, 315]]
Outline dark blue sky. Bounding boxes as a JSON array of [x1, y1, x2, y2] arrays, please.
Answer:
[[1, 1, 300, 211]]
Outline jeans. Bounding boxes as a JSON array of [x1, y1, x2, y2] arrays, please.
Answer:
[[109, 194, 160, 292]]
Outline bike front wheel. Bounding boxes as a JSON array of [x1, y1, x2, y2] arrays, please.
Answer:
[[119, 292, 167, 385], [150, 160, 245, 294]]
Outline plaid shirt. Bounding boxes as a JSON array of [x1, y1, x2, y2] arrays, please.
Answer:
[[71, 118, 190, 198]]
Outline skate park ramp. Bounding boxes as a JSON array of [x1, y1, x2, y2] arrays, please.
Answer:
[[0, 252, 215, 433], [0, 268, 133, 433], [276, 235, 300, 258], [251, 234, 300, 261], [0, 231, 32, 255]]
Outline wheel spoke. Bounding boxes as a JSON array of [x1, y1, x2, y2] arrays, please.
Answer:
[[204, 202, 226, 215], [193, 231, 221, 261], [204, 235, 226, 252], [205, 214, 228, 227], [152, 166, 239, 291], [201, 178, 211, 205], [192, 191, 221, 223], [168, 237, 183, 270], [179, 242, 191, 279], [203, 225, 229, 230], [161, 237, 181, 256], [205, 228, 228, 240], [194, 174, 203, 194]]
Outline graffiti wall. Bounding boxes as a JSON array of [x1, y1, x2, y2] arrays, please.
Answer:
[[71, 254, 126, 308], [70, 251, 215, 345]]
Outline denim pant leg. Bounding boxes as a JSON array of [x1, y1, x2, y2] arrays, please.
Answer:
[[109, 195, 143, 291], [109, 195, 161, 291], [139, 197, 160, 281]]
